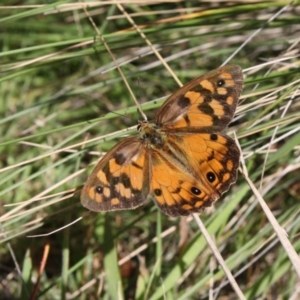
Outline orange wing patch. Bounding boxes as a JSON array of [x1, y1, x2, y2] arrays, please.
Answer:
[[81, 138, 149, 212]]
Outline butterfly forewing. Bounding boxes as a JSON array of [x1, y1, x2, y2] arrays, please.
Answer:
[[81, 138, 150, 212], [156, 64, 243, 132]]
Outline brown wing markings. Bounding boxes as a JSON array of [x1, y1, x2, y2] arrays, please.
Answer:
[[195, 133, 240, 195], [156, 65, 243, 131], [80, 138, 149, 212], [149, 144, 218, 217], [164, 133, 240, 206]]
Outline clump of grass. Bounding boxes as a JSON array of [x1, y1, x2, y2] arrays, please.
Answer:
[[1, 1, 300, 299]]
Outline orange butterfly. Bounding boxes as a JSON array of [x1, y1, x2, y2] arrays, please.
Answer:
[[81, 65, 243, 217]]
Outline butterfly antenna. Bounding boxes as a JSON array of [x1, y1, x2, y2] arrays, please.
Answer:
[[108, 110, 137, 123]]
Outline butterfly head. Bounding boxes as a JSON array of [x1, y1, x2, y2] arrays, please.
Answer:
[[137, 121, 166, 147]]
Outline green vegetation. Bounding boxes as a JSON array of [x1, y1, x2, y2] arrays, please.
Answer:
[[1, 1, 299, 299]]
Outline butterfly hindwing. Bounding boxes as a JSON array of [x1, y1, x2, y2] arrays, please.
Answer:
[[81, 138, 150, 212], [149, 132, 240, 216], [149, 147, 215, 216]]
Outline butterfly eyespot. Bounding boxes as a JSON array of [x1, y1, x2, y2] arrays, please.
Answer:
[[217, 78, 225, 87], [154, 189, 162, 196], [207, 172, 216, 182], [95, 186, 103, 194], [191, 187, 201, 195], [210, 133, 218, 141]]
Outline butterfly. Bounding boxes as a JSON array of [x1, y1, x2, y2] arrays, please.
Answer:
[[81, 64, 243, 217]]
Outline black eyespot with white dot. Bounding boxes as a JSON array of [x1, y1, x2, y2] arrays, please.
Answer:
[[95, 186, 103, 194], [207, 172, 216, 182], [217, 78, 225, 87], [191, 187, 201, 195], [154, 189, 162, 196], [210, 133, 218, 141]]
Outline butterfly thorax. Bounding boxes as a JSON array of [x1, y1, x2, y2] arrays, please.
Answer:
[[138, 120, 166, 148]]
